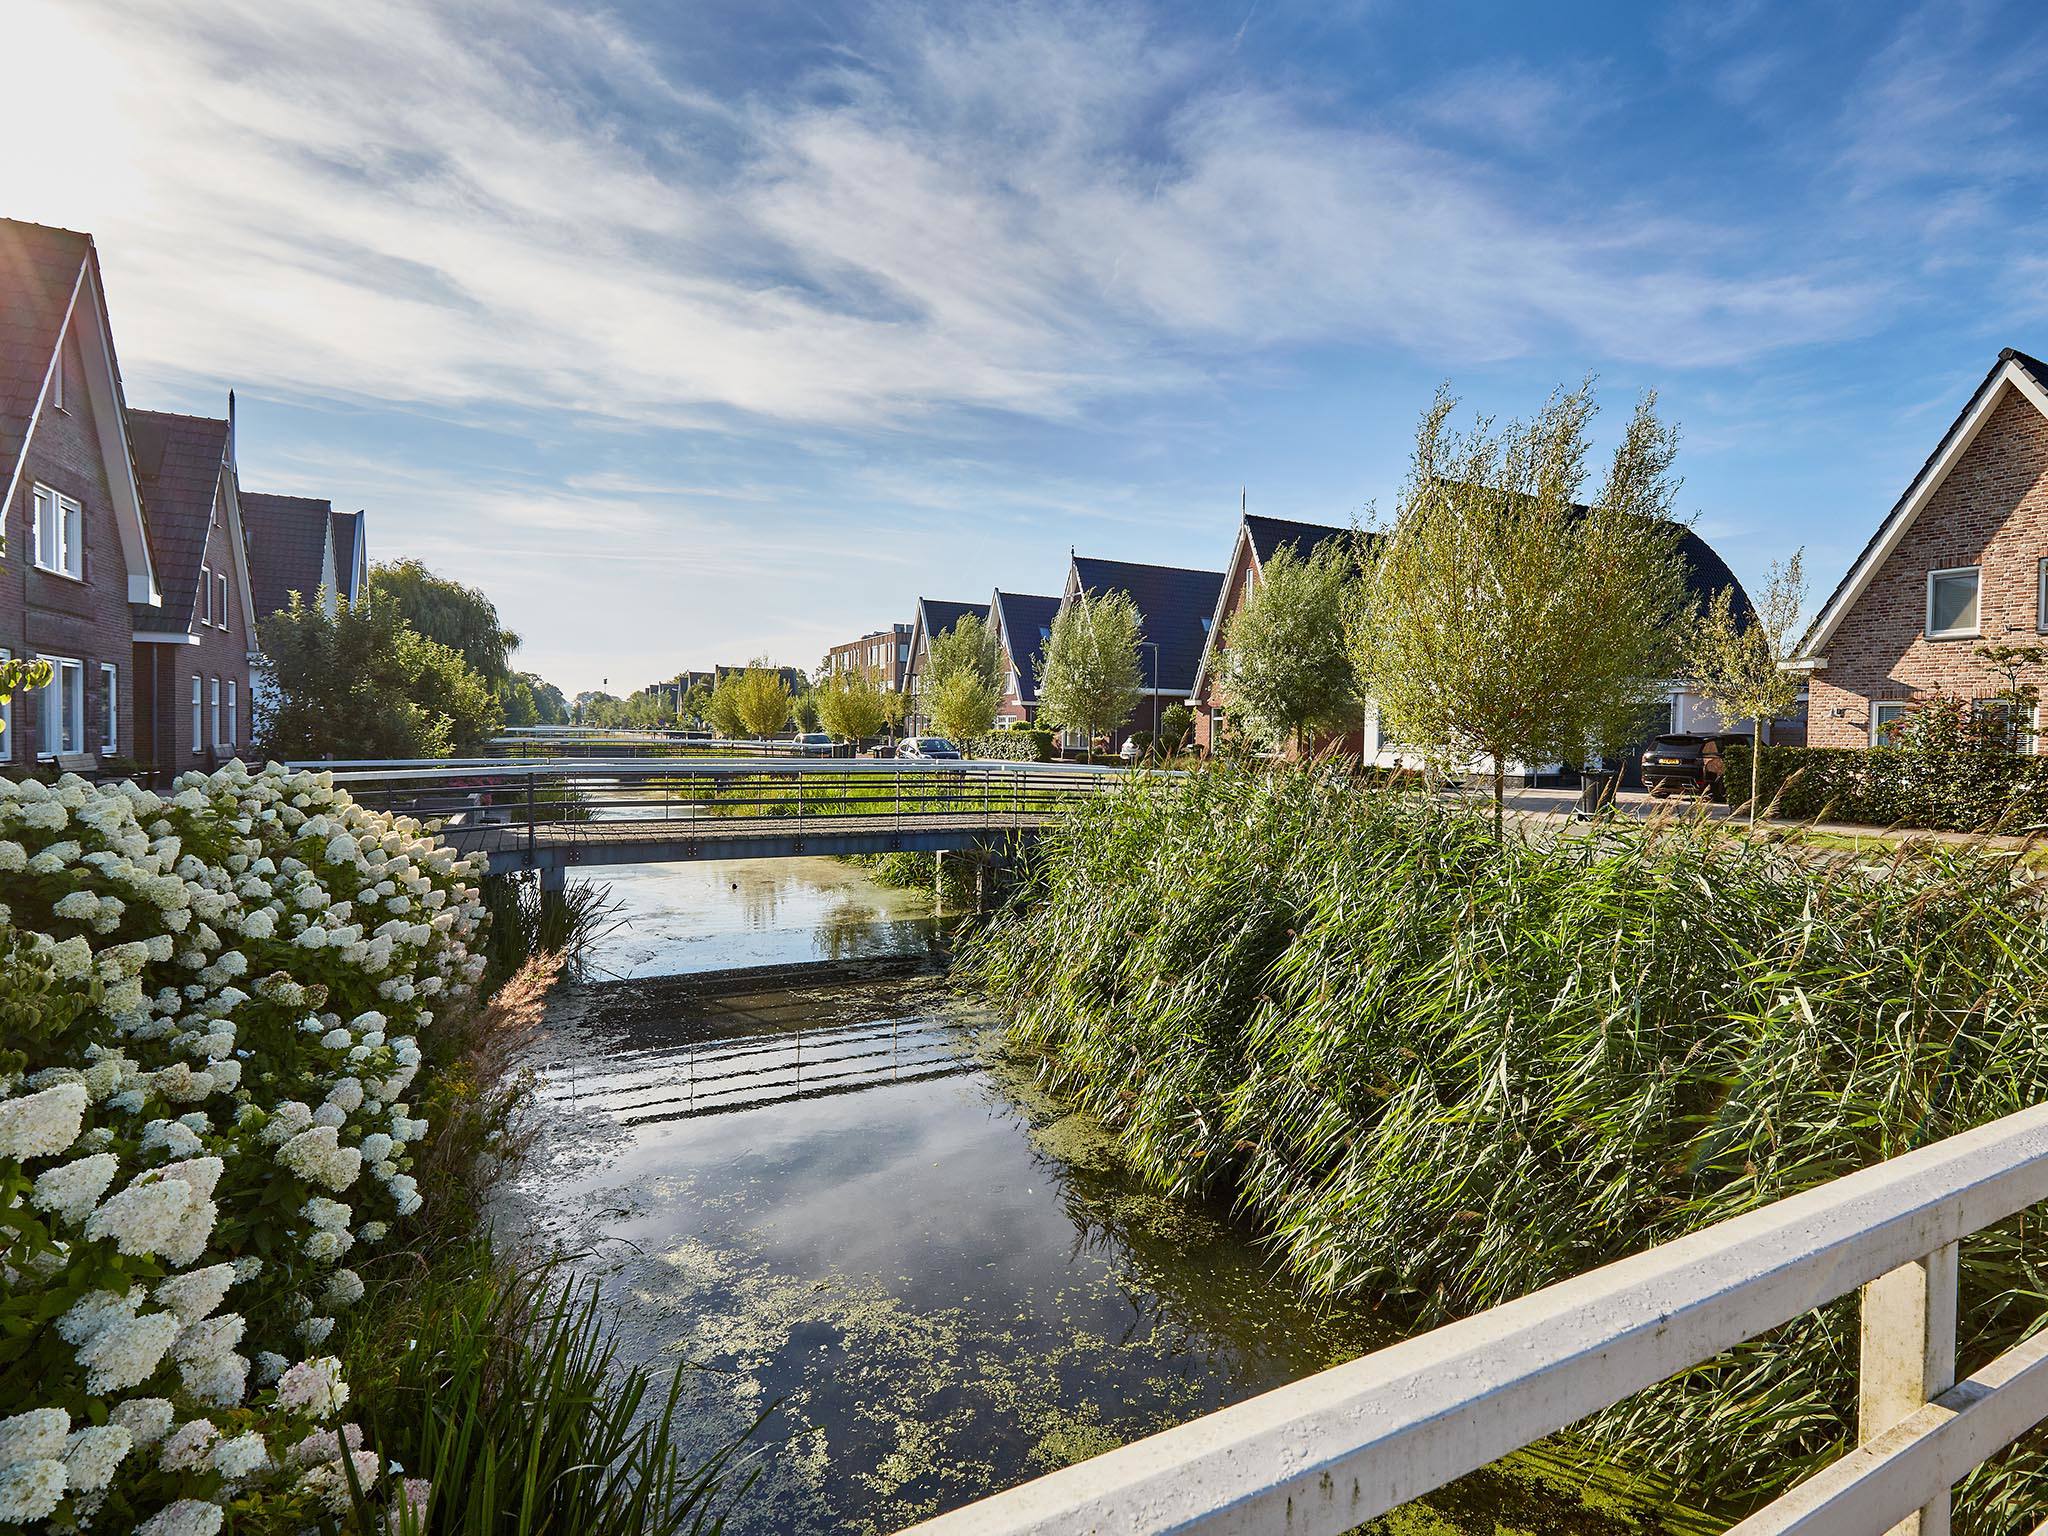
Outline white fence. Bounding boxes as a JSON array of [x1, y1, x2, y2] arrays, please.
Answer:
[[898, 1102, 2048, 1536]]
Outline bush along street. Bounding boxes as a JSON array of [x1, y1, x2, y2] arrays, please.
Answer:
[[958, 765, 2048, 1525]]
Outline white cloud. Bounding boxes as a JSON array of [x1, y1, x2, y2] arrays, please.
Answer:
[[6, 0, 1870, 434]]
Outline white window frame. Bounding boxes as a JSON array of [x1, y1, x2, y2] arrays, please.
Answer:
[[200, 565, 213, 625], [0, 648, 12, 762], [37, 656, 83, 758], [32, 483, 83, 579], [2038, 558, 2048, 634], [218, 572, 229, 631], [226, 679, 237, 749], [49, 349, 64, 412], [1872, 700, 1912, 746], [1925, 565, 1981, 640], [99, 662, 117, 755], [191, 675, 203, 754], [210, 676, 222, 750]]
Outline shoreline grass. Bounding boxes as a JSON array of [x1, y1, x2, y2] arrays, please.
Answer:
[[958, 765, 2048, 1525]]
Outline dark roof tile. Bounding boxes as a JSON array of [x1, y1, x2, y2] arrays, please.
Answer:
[[243, 491, 333, 620], [0, 219, 91, 501], [990, 590, 1061, 704], [1067, 557, 1226, 695], [129, 409, 230, 630]]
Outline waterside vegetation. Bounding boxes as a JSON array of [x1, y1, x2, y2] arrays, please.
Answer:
[[959, 765, 2048, 1524]]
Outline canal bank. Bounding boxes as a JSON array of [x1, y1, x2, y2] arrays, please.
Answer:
[[501, 857, 1705, 1536]]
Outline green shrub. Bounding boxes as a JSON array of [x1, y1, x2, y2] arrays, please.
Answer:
[[1724, 738, 2048, 831], [959, 766, 2048, 1520], [970, 727, 1056, 762]]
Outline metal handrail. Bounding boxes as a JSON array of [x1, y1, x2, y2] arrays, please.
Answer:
[[898, 1101, 2048, 1536]]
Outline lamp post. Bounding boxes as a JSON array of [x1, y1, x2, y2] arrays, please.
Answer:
[[1137, 641, 1160, 749]]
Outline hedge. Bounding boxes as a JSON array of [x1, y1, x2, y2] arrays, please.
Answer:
[[969, 728, 1055, 762], [1723, 741, 2048, 831]]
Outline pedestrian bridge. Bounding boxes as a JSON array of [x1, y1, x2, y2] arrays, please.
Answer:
[[314, 756, 1124, 880]]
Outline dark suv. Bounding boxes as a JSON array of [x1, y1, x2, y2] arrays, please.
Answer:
[[1641, 733, 1744, 798]]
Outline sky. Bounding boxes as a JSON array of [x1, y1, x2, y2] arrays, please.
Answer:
[[6, 0, 2048, 697]]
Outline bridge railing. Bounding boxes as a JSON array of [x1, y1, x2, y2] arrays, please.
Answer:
[[899, 1100, 2048, 1536], [309, 756, 1127, 856]]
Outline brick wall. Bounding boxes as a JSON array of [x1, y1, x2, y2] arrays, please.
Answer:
[[1810, 387, 2048, 748], [0, 324, 136, 769]]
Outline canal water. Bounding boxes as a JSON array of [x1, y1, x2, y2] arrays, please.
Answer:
[[504, 858, 1695, 1536]]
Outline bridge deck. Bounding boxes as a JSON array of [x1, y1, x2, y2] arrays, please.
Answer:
[[445, 809, 1052, 872]]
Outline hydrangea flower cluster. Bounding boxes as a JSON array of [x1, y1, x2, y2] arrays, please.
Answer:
[[0, 764, 484, 1530]]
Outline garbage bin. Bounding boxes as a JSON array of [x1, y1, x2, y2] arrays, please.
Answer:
[[1577, 767, 1620, 819]]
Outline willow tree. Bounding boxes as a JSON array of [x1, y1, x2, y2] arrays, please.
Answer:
[[1213, 538, 1357, 755], [1349, 382, 1691, 834], [817, 665, 891, 742], [1037, 590, 1143, 750], [730, 663, 794, 738], [1685, 552, 1806, 824], [928, 613, 1003, 694]]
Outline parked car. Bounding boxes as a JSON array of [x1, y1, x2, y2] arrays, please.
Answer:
[[899, 736, 962, 761], [792, 731, 837, 756], [1641, 733, 1744, 797]]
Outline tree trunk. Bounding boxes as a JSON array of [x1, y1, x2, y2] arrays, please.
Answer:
[[1749, 717, 1763, 828]]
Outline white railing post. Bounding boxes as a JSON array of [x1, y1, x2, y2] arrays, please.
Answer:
[[1860, 1241, 1959, 1536]]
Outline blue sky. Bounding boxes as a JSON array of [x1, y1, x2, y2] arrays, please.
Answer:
[[8, 0, 2048, 695]]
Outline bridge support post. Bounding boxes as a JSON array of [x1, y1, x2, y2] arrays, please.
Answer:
[[538, 864, 566, 895], [1859, 1241, 1958, 1536]]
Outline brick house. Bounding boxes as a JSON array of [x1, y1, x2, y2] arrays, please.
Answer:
[[1795, 348, 2048, 749], [1190, 512, 1365, 755], [903, 597, 988, 733], [826, 624, 912, 692], [128, 404, 259, 778], [988, 589, 1060, 726], [0, 219, 164, 771], [1054, 555, 1224, 750]]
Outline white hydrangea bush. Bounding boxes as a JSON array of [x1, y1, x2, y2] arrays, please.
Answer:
[[0, 764, 489, 1530]]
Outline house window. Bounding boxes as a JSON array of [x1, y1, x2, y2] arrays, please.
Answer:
[[1926, 566, 1980, 639], [191, 675, 203, 753], [2039, 558, 2048, 633], [218, 573, 229, 630], [226, 680, 237, 749], [37, 657, 83, 757], [49, 350, 64, 411], [200, 565, 213, 624], [0, 649, 12, 761], [100, 663, 117, 754], [32, 484, 82, 578], [210, 677, 222, 750], [1872, 700, 1912, 745]]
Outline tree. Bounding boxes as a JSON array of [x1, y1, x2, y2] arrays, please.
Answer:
[[928, 613, 1003, 694], [703, 675, 744, 738], [1037, 590, 1144, 750], [1349, 382, 1691, 835], [1156, 701, 1194, 758], [257, 589, 501, 759], [816, 666, 890, 742], [730, 662, 794, 738], [681, 679, 712, 727], [0, 658, 51, 757], [368, 559, 520, 687], [930, 670, 1000, 746], [1685, 552, 1807, 823], [1213, 539, 1357, 755]]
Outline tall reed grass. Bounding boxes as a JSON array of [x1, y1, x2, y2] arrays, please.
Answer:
[[958, 767, 2048, 1523]]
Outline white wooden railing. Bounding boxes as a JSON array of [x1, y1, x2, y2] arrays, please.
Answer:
[[898, 1102, 2048, 1536]]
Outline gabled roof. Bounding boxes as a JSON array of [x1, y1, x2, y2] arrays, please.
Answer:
[[1243, 513, 1360, 570], [1799, 347, 2048, 661], [915, 598, 989, 649], [989, 589, 1061, 704], [329, 509, 365, 604], [129, 409, 230, 631], [0, 217, 160, 606], [1065, 556, 1225, 696], [243, 491, 335, 619]]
